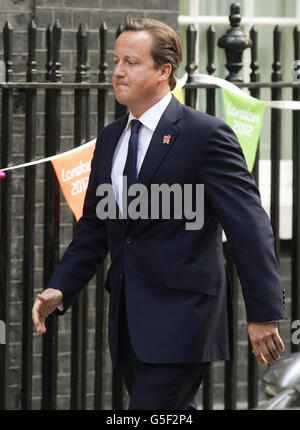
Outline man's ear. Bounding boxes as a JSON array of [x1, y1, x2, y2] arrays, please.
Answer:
[[158, 63, 172, 83]]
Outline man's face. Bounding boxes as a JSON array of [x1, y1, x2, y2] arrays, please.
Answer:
[[112, 31, 168, 117]]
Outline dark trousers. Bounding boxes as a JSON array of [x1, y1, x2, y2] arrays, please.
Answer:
[[117, 288, 209, 410]]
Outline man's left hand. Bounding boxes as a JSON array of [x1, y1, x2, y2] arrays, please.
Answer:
[[248, 322, 285, 365]]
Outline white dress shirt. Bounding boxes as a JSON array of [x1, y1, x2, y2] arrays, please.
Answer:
[[111, 92, 172, 215]]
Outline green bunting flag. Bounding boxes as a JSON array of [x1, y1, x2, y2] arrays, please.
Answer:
[[222, 88, 267, 172]]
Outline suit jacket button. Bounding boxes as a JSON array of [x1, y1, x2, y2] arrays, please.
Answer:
[[126, 236, 132, 244], [120, 274, 124, 279]]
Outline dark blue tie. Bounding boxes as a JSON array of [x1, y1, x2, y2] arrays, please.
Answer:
[[123, 119, 141, 189], [122, 119, 142, 216]]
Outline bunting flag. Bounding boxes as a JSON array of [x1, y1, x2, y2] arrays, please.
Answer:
[[51, 142, 96, 220], [0, 139, 96, 220], [222, 88, 266, 171]]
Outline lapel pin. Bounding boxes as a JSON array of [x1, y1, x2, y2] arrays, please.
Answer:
[[163, 135, 171, 145]]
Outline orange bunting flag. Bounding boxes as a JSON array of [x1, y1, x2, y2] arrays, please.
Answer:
[[51, 141, 96, 221]]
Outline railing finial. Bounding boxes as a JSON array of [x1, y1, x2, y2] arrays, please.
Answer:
[[27, 18, 37, 82], [250, 26, 260, 83], [185, 24, 198, 82], [217, 3, 251, 82], [3, 21, 13, 82], [271, 25, 282, 82], [98, 22, 108, 83], [75, 22, 89, 83], [206, 25, 216, 75]]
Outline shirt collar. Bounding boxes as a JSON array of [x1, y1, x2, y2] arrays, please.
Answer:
[[125, 92, 172, 133]]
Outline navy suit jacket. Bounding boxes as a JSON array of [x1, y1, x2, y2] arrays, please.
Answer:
[[49, 95, 288, 368]]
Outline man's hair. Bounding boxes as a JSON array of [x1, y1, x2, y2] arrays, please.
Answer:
[[122, 17, 182, 91]]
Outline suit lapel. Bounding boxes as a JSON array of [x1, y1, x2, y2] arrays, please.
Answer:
[[137, 96, 183, 188]]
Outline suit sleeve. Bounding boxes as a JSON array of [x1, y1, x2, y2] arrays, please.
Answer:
[[198, 120, 288, 322], [47, 130, 109, 314]]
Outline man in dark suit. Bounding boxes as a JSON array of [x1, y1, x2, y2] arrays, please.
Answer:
[[32, 17, 288, 410]]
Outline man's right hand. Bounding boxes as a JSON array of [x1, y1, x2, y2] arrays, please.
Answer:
[[32, 288, 63, 334]]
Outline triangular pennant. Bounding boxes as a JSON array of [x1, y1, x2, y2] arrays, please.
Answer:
[[222, 88, 266, 172], [51, 142, 96, 221]]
